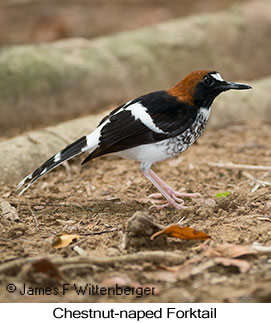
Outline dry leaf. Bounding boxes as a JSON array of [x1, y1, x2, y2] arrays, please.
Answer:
[[150, 224, 210, 241], [32, 258, 63, 281], [2, 191, 11, 198], [215, 244, 256, 258], [202, 243, 256, 258], [155, 258, 214, 282], [159, 255, 203, 273], [0, 199, 19, 221], [154, 243, 254, 281], [53, 233, 80, 249]]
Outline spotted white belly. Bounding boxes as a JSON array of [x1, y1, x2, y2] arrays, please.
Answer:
[[117, 107, 211, 163]]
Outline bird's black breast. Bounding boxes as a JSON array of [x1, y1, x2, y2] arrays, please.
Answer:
[[82, 91, 198, 164]]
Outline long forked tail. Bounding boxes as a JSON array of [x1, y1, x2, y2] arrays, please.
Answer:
[[17, 133, 97, 195]]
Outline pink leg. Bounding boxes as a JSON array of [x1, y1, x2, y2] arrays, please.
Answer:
[[149, 169, 200, 201], [140, 162, 200, 210], [140, 163, 196, 210]]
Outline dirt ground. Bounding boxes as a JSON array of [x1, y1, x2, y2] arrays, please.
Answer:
[[0, 120, 270, 303]]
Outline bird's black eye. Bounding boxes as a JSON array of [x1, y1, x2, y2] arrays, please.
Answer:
[[203, 76, 214, 87]]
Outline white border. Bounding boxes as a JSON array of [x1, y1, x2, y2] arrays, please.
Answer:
[[0, 303, 268, 323]]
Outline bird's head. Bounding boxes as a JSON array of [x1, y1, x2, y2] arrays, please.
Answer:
[[168, 70, 252, 108]]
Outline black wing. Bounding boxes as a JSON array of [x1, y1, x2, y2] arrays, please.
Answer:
[[82, 91, 197, 164]]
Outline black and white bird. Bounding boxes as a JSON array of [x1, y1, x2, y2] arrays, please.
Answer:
[[17, 70, 251, 209]]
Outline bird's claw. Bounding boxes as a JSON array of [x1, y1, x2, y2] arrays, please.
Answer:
[[149, 193, 184, 204], [149, 200, 188, 210], [147, 189, 200, 210], [148, 195, 187, 210]]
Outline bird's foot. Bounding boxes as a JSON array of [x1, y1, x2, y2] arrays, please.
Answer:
[[148, 189, 201, 210], [149, 200, 185, 210]]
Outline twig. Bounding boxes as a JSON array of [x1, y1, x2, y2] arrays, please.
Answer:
[[257, 217, 271, 222], [242, 171, 271, 193], [242, 171, 271, 184], [69, 237, 89, 248], [62, 161, 72, 179], [224, 214, 271, 223], [81, 228, 120, 236], [11, 202, 86, 209], [27, 202, 39, 229], [252, 245, 271, 254], [68, 228, 121, 249], [0, 255, 62, 274], [0, 251, 186, 274], [56, 251, 186, 267], [209, 162, 271, 171]]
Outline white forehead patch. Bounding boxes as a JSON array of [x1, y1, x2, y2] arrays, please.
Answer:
[[211, 73, 224, 82]]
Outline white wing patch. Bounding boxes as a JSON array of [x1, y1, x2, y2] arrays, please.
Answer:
[[54, 151, 61, 162], [40, 168, 48, 176], [84, 99, 167, 152], [211, 73, 224, 82], [83, 103, 130, 152], [126, 102, 167, 134], [83, 126, 104, 152]]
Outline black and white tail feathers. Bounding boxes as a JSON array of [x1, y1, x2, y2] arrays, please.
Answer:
[[17, 107, 125, 196], [17, 134, 97, 195]]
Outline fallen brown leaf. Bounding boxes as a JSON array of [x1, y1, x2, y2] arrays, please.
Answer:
[[154, 243, 254, 281], [53, 233, 81, 249], [150, 224, 210, 241], [32, 258, 63, 281]]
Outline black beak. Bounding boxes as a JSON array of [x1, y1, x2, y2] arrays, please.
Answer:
[[220, 81, 252, 91]]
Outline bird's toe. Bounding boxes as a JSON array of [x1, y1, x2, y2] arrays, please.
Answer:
[[175, 190, 201, 198], [148, 193, 164, 200]]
